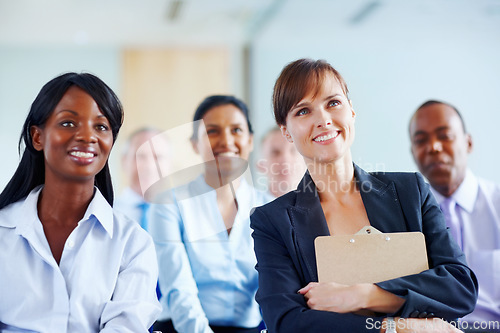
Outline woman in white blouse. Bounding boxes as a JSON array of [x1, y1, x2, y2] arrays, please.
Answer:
[[0, 72, 161, 332], [150, 95, 273, 333]]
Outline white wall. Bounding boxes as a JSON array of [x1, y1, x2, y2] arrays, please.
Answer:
[[0, 47, 121, 190], [1, 0, 499, 193], [249, 0, 500, 183]]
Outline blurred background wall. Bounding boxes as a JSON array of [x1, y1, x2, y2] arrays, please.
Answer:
[[1, 0, 499, 192]]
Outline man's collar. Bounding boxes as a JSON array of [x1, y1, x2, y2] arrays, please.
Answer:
[[431, 169, 478, 213]]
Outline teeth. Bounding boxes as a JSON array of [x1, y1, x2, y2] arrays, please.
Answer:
[[70, 151, 94, 158], [314, 132, 338, 142]]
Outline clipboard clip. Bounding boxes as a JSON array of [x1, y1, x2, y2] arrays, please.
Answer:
[[355, 226, 382, 235]]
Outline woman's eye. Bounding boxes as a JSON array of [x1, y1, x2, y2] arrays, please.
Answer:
[[61, 121, 75, 128], [296, 108, 309, 116], [96, 124, 109, 131], [232, 127, 243, 134], [328, 100, 340, 107], [206, 128, 218, 135]]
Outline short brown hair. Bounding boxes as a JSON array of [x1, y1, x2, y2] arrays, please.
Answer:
[[272, 58, 349, 126]]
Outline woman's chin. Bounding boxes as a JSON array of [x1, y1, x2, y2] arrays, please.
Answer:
[[213, 156, 248, 180]]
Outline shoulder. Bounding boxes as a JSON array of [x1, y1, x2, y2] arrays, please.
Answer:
[[367, 170, 424, 183], [250, 187, 275, 206], [477, 175, 500, 194], [0, 187, 41, 229], [256, 190, 296, 213], [112, 209, 153, 245], [0, 199, 26, 228], [251, 190, 297, 229], [359, 170, 431, 206], [91, 189, 151, 246], [366, 170, 428, 190]]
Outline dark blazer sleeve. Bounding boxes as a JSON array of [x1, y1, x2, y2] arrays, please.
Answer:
[[375, 172, 478, 319], [251, 204, 383, 333]]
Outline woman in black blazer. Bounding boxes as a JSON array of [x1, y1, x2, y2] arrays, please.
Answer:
[[250, 59, 477, 332]]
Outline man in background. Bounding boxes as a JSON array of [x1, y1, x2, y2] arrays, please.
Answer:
[[257, 126, 306, 197], [115, 127, 171, 230], [409, 100, 500, 330]]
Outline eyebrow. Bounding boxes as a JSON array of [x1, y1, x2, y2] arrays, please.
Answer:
[[205, 123, 244, 127], [412, 126, 450, 137], [56, 109, 108, 119], [56, 109, 78, 116], [294, 94, 343, 109]]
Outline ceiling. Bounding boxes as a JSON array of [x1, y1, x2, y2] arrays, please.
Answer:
[[0, 0, 499, 47]]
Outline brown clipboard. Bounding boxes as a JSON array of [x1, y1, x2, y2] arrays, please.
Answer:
[[315, 226, 429, 285]]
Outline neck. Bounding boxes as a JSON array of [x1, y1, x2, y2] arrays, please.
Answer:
[[434, 173, 466, 198], [204, 174, 242, 192], [38, 179, 95, 227], [434, 183, 459, 198], [306, 157, 355, 197], [130, 182, 143, 197], [204, 167, 243, 190]]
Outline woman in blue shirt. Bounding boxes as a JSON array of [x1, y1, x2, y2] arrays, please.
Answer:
[[150, 95, 272, 333], [0, 73, 161, 332]]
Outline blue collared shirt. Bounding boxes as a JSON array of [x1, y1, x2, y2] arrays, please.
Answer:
[[432, 169, 500, 322], [115, 187, 149, 230], [149, 174, 273, 333], [0, 186, 161, 332]]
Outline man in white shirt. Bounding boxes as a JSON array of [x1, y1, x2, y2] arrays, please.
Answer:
[[115, 127, 171, 230], [409, 100, 500, 331]]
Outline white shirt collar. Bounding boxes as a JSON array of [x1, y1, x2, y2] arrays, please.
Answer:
[[431, 169, 478, 213], [86, 187, 115, 238], [2, 185, 115, 238]]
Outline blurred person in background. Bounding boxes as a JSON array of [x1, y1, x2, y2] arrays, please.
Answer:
[[410, 100, 500, 331], [115, 127, 171, 231], [257, 126, 306, 198], [149, 95, 273, 333]]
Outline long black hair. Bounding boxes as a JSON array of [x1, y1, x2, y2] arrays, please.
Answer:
[[0, 72, 123, 209]]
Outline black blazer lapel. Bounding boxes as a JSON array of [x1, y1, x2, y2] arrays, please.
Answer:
[[354, 165, 408, 233], [288, 172, 329, 282]]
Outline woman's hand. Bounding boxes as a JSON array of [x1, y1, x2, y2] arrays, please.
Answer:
[[298, 282, 404, 314], [298, 282, 368, 313], [381, 317, 462, 333]]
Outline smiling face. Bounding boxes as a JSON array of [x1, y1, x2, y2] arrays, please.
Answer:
[[280, 73, 355, 166], [192, 103, 253, 179], [31, 86, 114, 185], [409, 103, 472, 196]]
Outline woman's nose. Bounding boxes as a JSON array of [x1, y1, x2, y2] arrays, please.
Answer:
[[219, 128, 235, 146], [76, 123, 97, 143], [316, 109, 332, 128]]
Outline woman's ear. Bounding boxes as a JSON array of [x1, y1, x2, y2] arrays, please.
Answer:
[[349, 100, 356, 118], [30, 126, 44, 151], [280, 125, 293, 143], [248, 133, 254, 152]]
